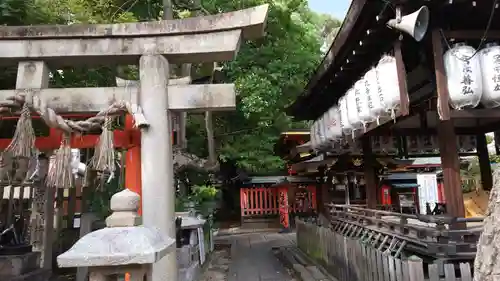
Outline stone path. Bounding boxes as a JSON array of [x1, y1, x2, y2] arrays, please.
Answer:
[[210, 231, 296, 281]]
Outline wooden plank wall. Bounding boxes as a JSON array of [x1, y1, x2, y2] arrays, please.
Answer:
[[296, 219, 473, 281], [1, 184, 83, 234]]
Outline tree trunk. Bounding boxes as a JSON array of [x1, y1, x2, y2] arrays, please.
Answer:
[[474, 167, 500, 281]]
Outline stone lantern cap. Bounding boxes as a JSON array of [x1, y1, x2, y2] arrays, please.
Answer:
[[176, 211, 206, 229], [57, 189, 175, 268]]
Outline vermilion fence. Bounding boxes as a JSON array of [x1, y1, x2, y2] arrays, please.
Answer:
[[240, 186, 317, 218]]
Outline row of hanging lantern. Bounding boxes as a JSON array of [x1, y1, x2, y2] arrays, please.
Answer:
[[311, 54, 402, 152], [444, 42, 500, 110]]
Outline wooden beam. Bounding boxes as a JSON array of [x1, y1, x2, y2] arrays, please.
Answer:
[[394, 41, 409, 116], [362, 137, 378, 209], [432, 29, 451, 120], [443, 30, 500, 40], [0, 30, 242, 66], [0, 84, 235, 113], [450, 109, 500, 119]]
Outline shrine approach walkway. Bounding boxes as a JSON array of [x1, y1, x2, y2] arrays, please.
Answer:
[[213, 230, 296, 281]]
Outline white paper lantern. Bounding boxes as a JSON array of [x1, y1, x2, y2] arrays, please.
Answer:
[[479, 43, 500, 108], [317, 115, 328, 150], [444, 43, 482, 109], [354, 78, 375, 126], [365, 68, 386, 123], [346, 87, 363, 131], [339, 96, 352, 136], [324, 106, 342, 143], [310, 121, 318, 150], [377, 56, 400, 116]]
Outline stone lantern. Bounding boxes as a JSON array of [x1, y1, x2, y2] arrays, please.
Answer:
[[175, 211, 206, 281], [57, 189, 176, 281]]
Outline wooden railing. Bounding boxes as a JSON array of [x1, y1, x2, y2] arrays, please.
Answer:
[[328, 204, 484, 260], [240, 186, 316, 218], [296, 219, 474, 281]]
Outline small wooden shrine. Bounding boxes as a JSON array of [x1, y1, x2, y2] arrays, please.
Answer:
[[237, 130, 319, 230]]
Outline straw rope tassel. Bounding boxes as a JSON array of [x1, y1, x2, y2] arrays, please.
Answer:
[[91, 117, 115, 186], [6, 103, 36, 158], [46, 133, 73, 189]]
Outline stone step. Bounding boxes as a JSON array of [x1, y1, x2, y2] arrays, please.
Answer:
[[0, 252, 40, 277]]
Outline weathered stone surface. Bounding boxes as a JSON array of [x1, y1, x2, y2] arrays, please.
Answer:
[[57, 226, 176, 267], [0, 5, 268, 40], [176, 212, 206, 229], [168, 84, 236, 112], [106, 189, 142, 227], [7, 268, 51, 281], [179, 261, 201, 281], [474, 168, 500, 281], [58, 189, 176, 268], [0, 252, 40, 277], [0, 83, 235, 113], [0, 30, 242, 66], [177, 245, 198, 268]]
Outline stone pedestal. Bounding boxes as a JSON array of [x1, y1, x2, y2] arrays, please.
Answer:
[[0, 252, 51, 281]]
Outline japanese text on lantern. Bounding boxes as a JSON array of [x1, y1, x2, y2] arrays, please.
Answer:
[[375, 70, 384, 104], [365, 79, 373, 109], [355, 88, 362, 113], [494, 54, 500, 92], [461, 59, 474, 95]]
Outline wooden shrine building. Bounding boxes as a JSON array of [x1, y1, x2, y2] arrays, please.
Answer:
[[288, 0, 500, 221]]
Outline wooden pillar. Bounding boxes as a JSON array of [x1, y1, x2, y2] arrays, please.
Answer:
[[362, 137, 378, 209], [125, 115, 143, 214], [476, 134, 493, 191], [432, 29, 465, 218], [437, 120, 465, 218], [139, 55, 177, 281]]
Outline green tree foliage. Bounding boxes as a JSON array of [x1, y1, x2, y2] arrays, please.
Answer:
[[186, 0, 341, 172]]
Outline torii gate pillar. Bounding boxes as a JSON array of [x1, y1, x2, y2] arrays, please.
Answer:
[[139, 55, 177, 281]]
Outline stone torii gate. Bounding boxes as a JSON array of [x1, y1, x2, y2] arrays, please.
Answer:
[[0, 5, 269, 281]]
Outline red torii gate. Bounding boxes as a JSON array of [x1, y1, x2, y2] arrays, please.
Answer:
[[0, 114, 152, 214]]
